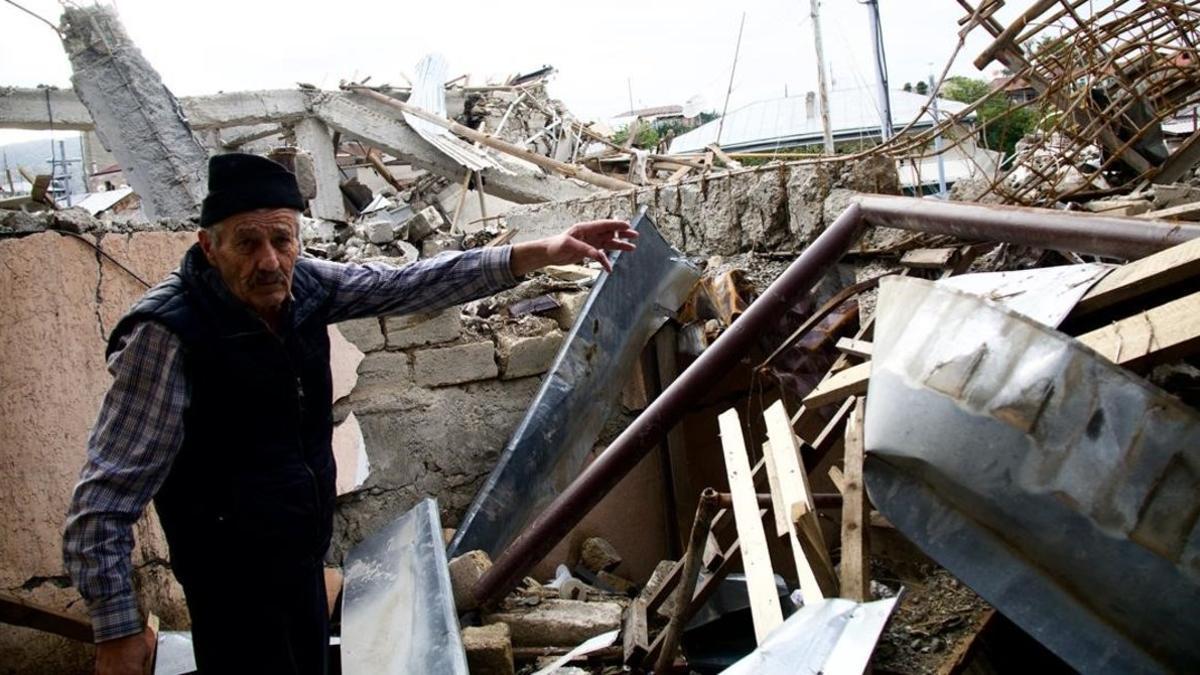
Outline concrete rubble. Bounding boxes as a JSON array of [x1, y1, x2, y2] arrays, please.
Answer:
[[3, 2, 1200, 674]]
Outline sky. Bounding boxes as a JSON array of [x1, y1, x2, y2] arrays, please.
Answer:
[[0, 0, 1022, 146]]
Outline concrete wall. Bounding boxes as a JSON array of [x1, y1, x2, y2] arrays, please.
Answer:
[[504, 156, 903, 255]]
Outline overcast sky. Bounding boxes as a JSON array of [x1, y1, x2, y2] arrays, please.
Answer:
[[0, 0, 1021, 146]]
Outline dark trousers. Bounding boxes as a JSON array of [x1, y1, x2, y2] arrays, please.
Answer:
[[182, 565, 329, 674]]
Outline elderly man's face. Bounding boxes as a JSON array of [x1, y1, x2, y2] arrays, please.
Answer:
[[198, 208, 300, 321]]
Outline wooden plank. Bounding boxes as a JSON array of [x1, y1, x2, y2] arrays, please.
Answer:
[[706, 143, 743, 169], [1076, 290, 1200, 369], [763, 401, 838, 602], [839, 397, 870, 602], [835, 337, 873, 359], [622, 598, 650, 666], [0, 591, 93, 643], [1136, 201, 1200, 221], [803, 361, 871, 408], [900, 247, 960, 269], [1071, 237, 1200, 317], [828, 465, 846, 494], [717, 408, 783, 642]]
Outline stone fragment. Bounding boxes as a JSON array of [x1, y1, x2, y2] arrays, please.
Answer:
[[484, 599, 622, 647], [0, 210, 41, 233], [413, 341, 497, 387], [596, 570, 636, 596], [50, 207, 100, 234], [405, 205, 445, 243], [421, 234, 462, 258], [365, 219, 394, 244], [551, 291, 588, 331], [384, 310, 462, 349], [462, 623, 514, 675], [579, 537, 622, 573], [497, 330, 564, 380], [449, 550, 493, 613], [337, 317, 385, 353], [355, 350, 411, 387]]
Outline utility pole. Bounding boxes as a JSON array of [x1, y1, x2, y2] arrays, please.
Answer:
[[865, 0, 894, 142], [715, 12, 747, 147], [929, 72, 947, 198], [809, 0, 835, 154]]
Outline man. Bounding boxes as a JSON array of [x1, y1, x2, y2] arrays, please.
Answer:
[[62, 153, 637, 674]]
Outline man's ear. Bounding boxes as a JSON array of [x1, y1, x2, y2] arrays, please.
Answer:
[[197, 226, 219, 265]]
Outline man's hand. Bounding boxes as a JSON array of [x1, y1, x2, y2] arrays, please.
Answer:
[[510, 219, 639, 276], [94, 626, 155, 675]]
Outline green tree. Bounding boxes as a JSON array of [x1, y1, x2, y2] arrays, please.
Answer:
[[943, 75, 1039, 159], [902, 82, 913, 93], [915, 81, 929, 96]]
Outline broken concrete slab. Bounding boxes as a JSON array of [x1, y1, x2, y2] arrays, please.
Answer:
[[385, 310, 462, 349], [60, 6, 209, 219], [497, 330, 564, 380], [404, 205, 444, 243], [293, 117, 347, 221], [485, 599, 622, 648], [313, 92, 594, 205], [462, 623, 514, 675], [413, 341, 497, 387]]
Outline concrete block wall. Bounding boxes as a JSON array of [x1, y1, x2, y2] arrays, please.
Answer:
[[503, 155, 904, 255]]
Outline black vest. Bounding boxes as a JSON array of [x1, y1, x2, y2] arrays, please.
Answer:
[[107, 244, 336, 586]]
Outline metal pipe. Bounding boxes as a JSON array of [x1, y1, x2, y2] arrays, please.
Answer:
[[654, 488, 720, 673], [469, 203, 867, 608], [470, 195, 1200, 608], [856, 194, 1200, 259]]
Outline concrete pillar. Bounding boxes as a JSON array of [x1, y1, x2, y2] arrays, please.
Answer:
[[294, 117, 346, 222], [60, 5, 209, 219]]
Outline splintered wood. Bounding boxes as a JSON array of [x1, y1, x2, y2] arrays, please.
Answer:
[[840, 396, 871, 602], [717, 408, 783, 642], [762, 401, 838, 602]]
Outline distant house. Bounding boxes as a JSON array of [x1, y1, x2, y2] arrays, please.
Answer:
[[668, 88, 976, 154], [669, 88, 1001, 195], [989, 75, 1038, 104]]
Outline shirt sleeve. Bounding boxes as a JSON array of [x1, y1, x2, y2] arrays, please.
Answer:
[[62, 321, 189, 642], [309, 245, 520, 323]]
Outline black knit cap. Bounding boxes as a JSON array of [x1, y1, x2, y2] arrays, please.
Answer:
[[199, 153, 306, 228]]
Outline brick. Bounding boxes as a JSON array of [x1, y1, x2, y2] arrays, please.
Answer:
[[497, 330, 563, 380], [337, 317, 385, 352], [462, 623, 514, 675], [551, 291, 588, 331], [355, 350, 411, 386], [384, 309, 462, 349], [413, 341, 497, 387]]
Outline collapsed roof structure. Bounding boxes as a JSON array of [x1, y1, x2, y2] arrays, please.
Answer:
[[2, 1, 1200, 674]]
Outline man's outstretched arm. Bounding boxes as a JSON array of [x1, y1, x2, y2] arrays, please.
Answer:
[[63, 321, 187, 653], [317, 220, 638, 323]]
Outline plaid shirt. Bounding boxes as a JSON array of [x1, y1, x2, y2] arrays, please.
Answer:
[[63, 247, 518, 642]]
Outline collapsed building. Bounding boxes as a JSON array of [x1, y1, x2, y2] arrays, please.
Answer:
[[2, 1, 1199, 674]]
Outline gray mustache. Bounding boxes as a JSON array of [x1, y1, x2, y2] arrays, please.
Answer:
[[251, 272, 286, 287]]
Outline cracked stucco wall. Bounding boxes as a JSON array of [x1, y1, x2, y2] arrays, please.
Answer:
[[0, 230, 195, 673]]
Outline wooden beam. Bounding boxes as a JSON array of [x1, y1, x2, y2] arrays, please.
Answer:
[[835, 338, 873, 359], [839, 397, 871, 602], [706, 143, 743, 169], [900, 247, 960, 269], [622, 598, 650, 667], [1136, 202, 1200, 222], [1071, 237, 1200, 317], [0, 591, 93, 643], [763, 401, 838, 602], [1076, 290, 1200, 369], [803, 361, 871, 408], [717, 408, 783, 643]]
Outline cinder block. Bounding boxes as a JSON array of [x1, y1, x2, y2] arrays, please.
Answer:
[[551, 291, 588, 331], [337, 317, 385, 353], [462, 623, 514, 675], [484, 599, 622, 647], [413, 341, 498, 387], [497, 330, 564, 380], [448, 550, 492, 612], [385, 310, 462, 349]]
